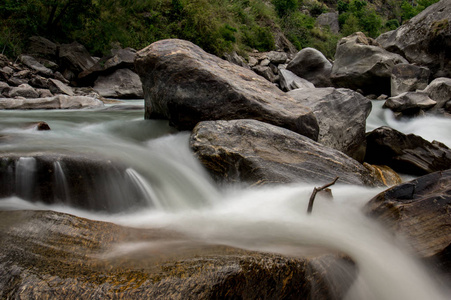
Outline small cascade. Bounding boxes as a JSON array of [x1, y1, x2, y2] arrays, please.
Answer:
[[125, 168, 163, 209], [15, 157, 37, 200], [53, 161, 70, 203]]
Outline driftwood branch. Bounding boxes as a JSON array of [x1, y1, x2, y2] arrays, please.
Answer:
[[307, 177, 339, 214]]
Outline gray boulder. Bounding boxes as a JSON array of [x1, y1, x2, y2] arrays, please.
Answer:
[[267, 51, 288, 64], [422, 77, 451, 113], [59, 42, 96, 75], [287, 88, 371, 162], [0, 82, 10, 95], [391, 64, 430, 96], [48, 78, 74, 96], [365, 126, 451, 175], [29, 75, 50, 89], [287, 47, 332, 87], [27, 36, 58, 59], [251, 65, 278, 83], [8, 84, 39, 98], [135, 39, 319, 140], [0, 95, 104, 110], [78, 47, 137, 84], [279, 69, 315, 91], [384, 91, 436, 115], [365, 170, 451, 274], [331, 32, 408, 95], [376, 0, 451, 78], [190, 119, 384, 186], [223, 51, 249, 69], [19, 55, 53, 76], [93, 68, 143, 99]]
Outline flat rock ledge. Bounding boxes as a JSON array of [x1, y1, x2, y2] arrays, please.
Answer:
[[190, 119, 385, 187], [0, 95, 103, 109]]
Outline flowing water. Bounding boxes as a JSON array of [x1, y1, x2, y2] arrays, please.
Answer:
[[0, 100, 450, 299]]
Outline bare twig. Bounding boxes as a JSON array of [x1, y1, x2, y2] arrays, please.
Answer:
[[307, 177, 339, 214]]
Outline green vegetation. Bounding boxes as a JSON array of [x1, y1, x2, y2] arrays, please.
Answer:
[[0, 0, 441, 59]]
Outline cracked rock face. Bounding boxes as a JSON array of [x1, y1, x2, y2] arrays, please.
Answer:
[[135, 39, 319, 141]]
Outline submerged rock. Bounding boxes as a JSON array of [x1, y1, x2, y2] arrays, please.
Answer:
[[0, 209, 357, 299], [190, 119, 384, 187], [365, 170, 451, 276], [134, 39, 319, 140], [365, 126, 451, 175]]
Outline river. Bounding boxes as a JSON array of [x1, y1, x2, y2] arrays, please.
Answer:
[[0, 100, 450, 299]]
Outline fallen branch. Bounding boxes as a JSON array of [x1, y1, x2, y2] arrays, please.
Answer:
[[307, 177, 339, 214]]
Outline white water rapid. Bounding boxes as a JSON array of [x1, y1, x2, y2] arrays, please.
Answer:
[[0, 100, 450, 299]]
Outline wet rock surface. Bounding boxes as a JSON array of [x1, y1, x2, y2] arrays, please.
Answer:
[[365, 126, 451, 175], [190, 119, 384, 187], [365, 170, 451, 277], [135, 39, 319, 140], [0, 209, 356, 299]]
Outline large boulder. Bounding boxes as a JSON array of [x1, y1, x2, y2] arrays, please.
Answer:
[[48, 78, 74, 96], [331, 32, 408, 95], [78, 47, 137, 84], [134, 39, 319, 140], [287, 88, 371, 162], [0, 209, 356, 299], [422, 77, 451, 114], [376, 0, 451, 78], [27, 36, 58, 60], [365, 170, 451, 275], [365, 126, 451, 175], [59, 42, 96, 76], [93, 68, 143, 99], [0, 95, 103, 110], [7, 84, 39, 99], [190, 119, 384, 186], [391, 63, 430, 97], [287, 47, 332, 87]]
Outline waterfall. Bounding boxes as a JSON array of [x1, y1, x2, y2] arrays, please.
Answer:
[[15, 157, 36, 200]]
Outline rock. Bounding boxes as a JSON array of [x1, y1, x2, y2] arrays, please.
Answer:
[[0, 54, 9, 68], [93, 68, 143, 99], [279, 68, 315, 91], [287, 47, 332, 87], [331, 32, 408, 95], [422, 77, 451, 113], [54, 71, 70, 84], [26, 121, 51, 131], [251, 65, 277, 82], [364, 126, 451, 175], [59, 42, 96, 75], [135, 39, 319, 140], [274, 28, 298, 54], [376, 0, 451, 78], [384, 91, 436, 115], [78, 47, 138, 84], [36, 88, 53, 98], [260, 58, 271, 66], [0, 95, 104, 110], [248, 56, 258, 67], [267, 51, 288, 64], [223, 51, 249, 69], [8, 84, 39, 98], [48, 78, 74, 96], [365, 170, 451, 275], [7, 76, 28, 87], [29, 75, 50, 89], [19, 55, 53, 76], [0, 82, 10, 95], [2, 66, 14, 77], [190, 119, 384, 186], [287, 88, 371, 162], [363, 163, 402, 187], [27, 36, 58, 59], [391, 64, 430, 96], [0, 209, 356, 299], [316, 12, 340, 34]]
